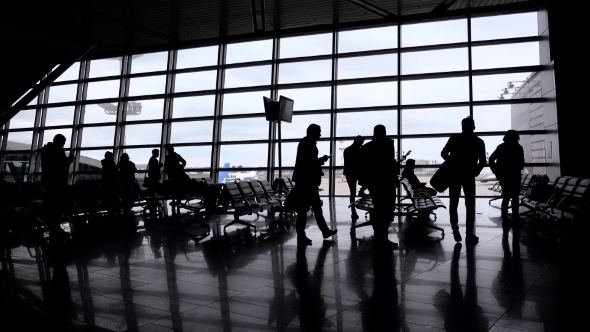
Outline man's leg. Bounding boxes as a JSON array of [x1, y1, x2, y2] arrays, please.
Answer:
[[463, 176, 477, 242], [311, 193, 337, 239], [448, 181, 462, 242], [347, 176, 358, 218], [296, 208, 311, 244], [370, 189, 397, 250]]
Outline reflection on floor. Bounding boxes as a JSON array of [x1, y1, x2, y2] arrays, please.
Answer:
[[0, 198, 585, 331]]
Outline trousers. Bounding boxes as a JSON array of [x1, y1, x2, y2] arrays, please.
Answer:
[[449, 175, 476, 234]]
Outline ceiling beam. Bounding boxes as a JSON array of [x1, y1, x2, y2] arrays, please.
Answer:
[[431, 0, 459, 13], [250, 0, 266, 32], [343, 0, 396, 18]]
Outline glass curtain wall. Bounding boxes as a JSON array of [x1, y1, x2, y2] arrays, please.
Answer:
[[1, 11, 545, 196]]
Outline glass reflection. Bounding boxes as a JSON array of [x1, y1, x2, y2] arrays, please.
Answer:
[[402, 77, 469, 105], [402, 107, 468, 135], [8, 109, 36, 129], [169, 121, 213, 143], [219, 144, 267, 168], [86, 80, 120, 100], [279, 60, 331, 84], [338, 54, 397, 79], [89, 58, 121, 78], [123, 123, 162, 146], [177, 46, 218, 69], [131, 52, 169, 74], [337, 110, 397, 137], [80, 126, 115, 147], [474, 105, 512, 132], [472, 72, 538, 101], [45, 107, 75, 127], [175, 71, 217, 93], [338, 82, 397, 108], [83, 104, 119, 124], [48, 84, 78, 104], [6, 131, 33, 147], [124, 99, 164, 121], [128, 76, 166, 97], [402, 19, 467, 47], [402, 48, 468, 75], [221, 117, 269, 141], [222, 91, 269, 115], [472, 42, 540, 70], [472, 12, 538, 41], [172, 96, 215, 118], [224, 66, 271, 88]]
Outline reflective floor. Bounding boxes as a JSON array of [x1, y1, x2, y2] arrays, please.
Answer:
[[1, 198, 586, 331]]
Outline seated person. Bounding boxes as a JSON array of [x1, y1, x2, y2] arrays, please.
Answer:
[[401, 159, 437, 196]]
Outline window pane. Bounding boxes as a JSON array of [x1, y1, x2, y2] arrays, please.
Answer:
[[78, 150, 108, 165], [48, 84, 78, 103], [125, 99, 164, 121], [84, 104, 118, 124], [219, 144, 267, 168], [474, 105, 512, 132], [28, 97, 38, 106], [223, 91, 269, 115], [169, 146, 211, 168], [278, 87, 331, 111], [472, 42, 539, 70], [131, 52, 168, 74], [403, 107, 468, 135], [402, 48, 468, 75], [279, 60, 331, 84], [170, 121, 214, 143], [221, 117, 269, 141], [337, 110, 397, 137], [276, 142, 330, 167], [6, 131, 33, 147], [172, 96, 215, 118], [225, 65, 271, 88], [280, 33, 332, 58], [226, 40, 272, 64], [87, 80, 120, 100], [402, 19, 467, 47], [339, 26, 397, 53], [9, 110, 36, 129], [128, 76, 166, 97], [401, 137, 449, 166], [177, 46, 218, 69], [55, 62, 80, 82], [402, 77, 469, 105], [472, 72, 539, 101], [45, 107, 75, 126], [472, 13, 538, 41], [338, 82, 397, 108], [281, 114, 331, 140], [175, 71, 217, 93], [481, 136, 502, 158], [338, 54, 397, 80], [42, 128, 72, 148], [3, 153, 30, 182], [89, 58, 121, 78], [120, 148, 154, 174], [80, 126, 115, 147], [123, 123, 162, 146]]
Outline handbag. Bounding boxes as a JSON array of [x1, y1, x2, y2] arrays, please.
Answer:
[[430, 161, 452, 193], [142, 164, 150, 188]]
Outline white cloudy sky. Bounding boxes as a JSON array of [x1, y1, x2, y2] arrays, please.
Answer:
[[5, 12, 539, 169]]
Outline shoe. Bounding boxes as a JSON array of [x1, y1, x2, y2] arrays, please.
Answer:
[[465, 234, 479, 244], [297, 236, 312, 245], [452, 230, 462, 242], [322, 229, 338, 239], [375, 239, 398, 251]]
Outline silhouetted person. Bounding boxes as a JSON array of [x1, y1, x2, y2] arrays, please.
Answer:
[[101, 151, 118, 183], [118, 153, 137, 182], [41, 134, 74, 192], [359, 125, 399, 251], [146, 149, 163, 190], [489, 130, 524, 234], [402, 159, 437, 196], [344, 135, 365, 220], [441, 117, 486, 244], [164, 146, 188, 181], [291, 124, 337, 245]]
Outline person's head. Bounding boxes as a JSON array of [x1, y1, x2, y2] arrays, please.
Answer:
[[121, 153, 130, 162], [53, 134, 67, 148], [353, 135, 365, 146], [104, 151, 113, 160], [166, 145, 174, 154], [373, 125, 386, 139], [306, 124, 322, 141], [503, 129, 520, 143], [461, 117, 475, 133], [406, 159, 416, 168], [152, 149, 159, 157]]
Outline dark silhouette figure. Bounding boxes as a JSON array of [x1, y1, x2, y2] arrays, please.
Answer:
[[41, 134, 74, 192], [359, 125, 399, 251], [492, 232, 525, 322], [286, 243, 334, 331], [489, 130, 525, 234], [401, 159, 438, 196], [435, 243, 489, 331], [101, 151, 118, 183], [146, 149, 163, 190], [164, 145, 188, 181], [290, 124, 337, 245], [344, 135, 365, 220], [441, 117, 486, 243], [118, 153, 137, 182]]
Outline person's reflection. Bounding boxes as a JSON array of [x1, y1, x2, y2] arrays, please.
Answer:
[[435, 243, 488, 331], [492, 232, 525, 318], [45, 239, 76, 329], [286, 242, 333, 332]]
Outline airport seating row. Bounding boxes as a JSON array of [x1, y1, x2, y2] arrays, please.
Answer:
[[521, 176, 590, 221], [488, 174, 536, 205], [399, 177, 446, 236]]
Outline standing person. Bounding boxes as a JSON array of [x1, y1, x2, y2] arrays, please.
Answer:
[[41, 134, 74, 193], [101, 151, 118, 183], [164, 145, 187, 181], [441, 117, 486, 244], [344, 135, 365, 220], [146, 149, 163, 190], [118, 153, 137, 182], [489, 130, 524, 234], [359, 125, 399, 251], [289, 124, 337, 245]]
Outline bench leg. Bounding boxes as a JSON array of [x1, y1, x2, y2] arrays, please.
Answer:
[[489, 196, 502, 205], [224, 219, 257, 234]]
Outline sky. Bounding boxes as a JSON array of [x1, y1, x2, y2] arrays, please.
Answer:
[[4, 12, 540, 171]]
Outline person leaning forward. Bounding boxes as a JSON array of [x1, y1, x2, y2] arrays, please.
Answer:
[[358, 125, 399, 251], [288, 124, 338, 245], [441, 117, 486, 244]]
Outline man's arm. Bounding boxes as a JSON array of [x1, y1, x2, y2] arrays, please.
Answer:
[[441, 136, 453, 161], [179, 155, 187, 167], [475, 140, 487, 176]]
